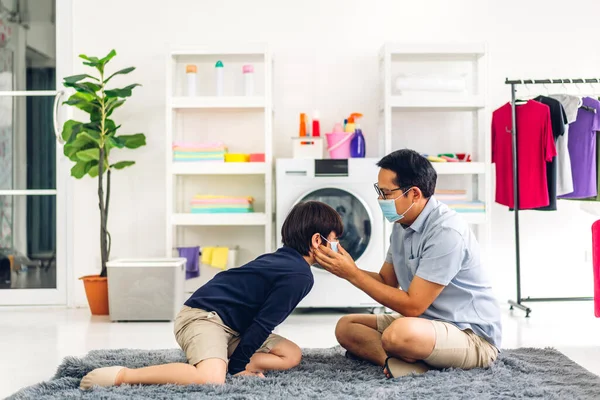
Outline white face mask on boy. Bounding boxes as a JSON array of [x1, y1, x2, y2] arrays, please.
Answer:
[[320, 235, 339, 253]]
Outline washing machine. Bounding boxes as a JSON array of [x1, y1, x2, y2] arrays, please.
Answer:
[[276, 158, 385, 309]]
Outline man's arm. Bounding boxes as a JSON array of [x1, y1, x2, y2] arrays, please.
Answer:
[[349, 271, 443, 317], [362, 262, 398, 288], [315, 228, 465, 317], [227, 275, 313, 375]]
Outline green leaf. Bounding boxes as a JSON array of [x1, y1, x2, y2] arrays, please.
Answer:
[[106, 99, 125, 116], [61, 120, 84, 142], [79, 54, 99, 63], [116, 133, 146, 149], [64, 143, 78, 160], [87, 159, 108, 177], [81, 81, 102, 93], [100, 49, 117, 65], [88, 165, 99, 178], [111, 161, 135, 170], [105, 84, 141, 98], [79, 54, 101, 68], [82, 130, 101, 145], [105, 66, 134, 83], [83, 122, 101, 133], [75, 148, 100, 162], [108, 136, 125, 149], [90, 107, 102, 123], [104, 119, 118, 134], [71, 161, 91, 179], [63, 74, 99, 84], [63, 92, 98, 114], [64, 81, 97, 95]]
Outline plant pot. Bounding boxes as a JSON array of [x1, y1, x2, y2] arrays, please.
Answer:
[[80, 275, 109, 315]]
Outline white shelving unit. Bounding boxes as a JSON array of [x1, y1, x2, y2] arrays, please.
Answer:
[[166, 45, 273, 276], [380, 42, 491, 256], [170, 96, 266, 109]]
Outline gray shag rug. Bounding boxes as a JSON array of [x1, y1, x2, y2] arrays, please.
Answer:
[[9, 346, 600, 399]]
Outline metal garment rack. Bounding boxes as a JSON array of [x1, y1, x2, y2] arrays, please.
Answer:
[[505, 78, 596, 317]]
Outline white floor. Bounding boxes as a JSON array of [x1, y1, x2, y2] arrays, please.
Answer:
[[1, 302, 599, 398]]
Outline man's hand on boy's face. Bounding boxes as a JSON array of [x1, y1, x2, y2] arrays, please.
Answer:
[[315, 243, 359, 280]]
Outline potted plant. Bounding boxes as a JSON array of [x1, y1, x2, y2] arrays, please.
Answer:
[[61, 50, 146, 315]]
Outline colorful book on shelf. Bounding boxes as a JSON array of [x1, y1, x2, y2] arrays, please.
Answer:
[[443, 200, 485, 213], [173, 141, 227, 162], [190, 195, 254, 214], [435, 189, 468, 201]]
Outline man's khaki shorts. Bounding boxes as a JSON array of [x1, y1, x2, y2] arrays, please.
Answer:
[[174, 306, 284, 366], [377, 313, 498, 369]]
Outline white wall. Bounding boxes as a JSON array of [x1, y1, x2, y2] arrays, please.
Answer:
[[69, 0, 599, 306]]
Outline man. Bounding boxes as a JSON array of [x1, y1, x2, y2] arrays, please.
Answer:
[[315, 149, 502, 378]]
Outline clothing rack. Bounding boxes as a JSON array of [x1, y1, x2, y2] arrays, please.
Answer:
[[505, 78, 595, 317]]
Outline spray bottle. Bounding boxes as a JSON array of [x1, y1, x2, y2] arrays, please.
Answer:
[[349, 113, 365, 158]]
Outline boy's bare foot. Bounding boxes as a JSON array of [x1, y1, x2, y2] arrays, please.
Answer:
[[79, 366, 126, 390]]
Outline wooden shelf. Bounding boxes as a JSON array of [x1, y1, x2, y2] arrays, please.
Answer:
[[170, 96, 266, 109], [171, 213, 267, 226], [171, 162, 267, 175]]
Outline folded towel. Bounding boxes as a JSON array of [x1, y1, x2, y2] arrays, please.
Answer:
[[173, 150, 226, 155], [173, 141, 226, 149], [191, 198, 252, 205], [191, 208, 253, 214], [174, 158, 225, 162], [194, 195, 254, 201], [191, 204, 253, 209], [174, 154, 225, 159]]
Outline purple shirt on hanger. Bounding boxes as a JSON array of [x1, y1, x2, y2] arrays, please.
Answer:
[[559, 97, 600, 199]]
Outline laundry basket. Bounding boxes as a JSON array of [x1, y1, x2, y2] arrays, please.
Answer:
[[107, 258, 186, 322]]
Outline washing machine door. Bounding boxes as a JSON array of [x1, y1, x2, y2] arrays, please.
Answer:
[[298, 188, 372, 266]]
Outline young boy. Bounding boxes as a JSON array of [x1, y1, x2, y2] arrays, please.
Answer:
[[80, 201, 343, 389]]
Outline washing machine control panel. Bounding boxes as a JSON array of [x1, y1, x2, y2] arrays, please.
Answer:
[[315, 159, 348, 177]]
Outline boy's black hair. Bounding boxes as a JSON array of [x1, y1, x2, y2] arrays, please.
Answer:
[[281, 201, 344, 256], [377, 149, 437, 198]]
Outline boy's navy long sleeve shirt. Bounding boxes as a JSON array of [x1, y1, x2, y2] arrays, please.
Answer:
[[184, 246, 314, 374]]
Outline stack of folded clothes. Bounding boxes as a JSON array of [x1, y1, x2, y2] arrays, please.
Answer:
[[172, 142, 226, 162], [436, 189, 485, 214], [191, 195, 254, 214]]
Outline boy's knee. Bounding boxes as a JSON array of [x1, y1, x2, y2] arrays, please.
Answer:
[[275, 341, 302, 369], [193, 362, 226, 385], [285, 343, 302, 368]]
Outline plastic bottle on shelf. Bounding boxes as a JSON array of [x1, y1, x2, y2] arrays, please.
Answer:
[[299, 113, 307, 137], [185, 64, 197, 96], [350, 113, 365, 158], [312, 111, 321, 137], [215, 60, 224, 96], [243, 64, 254, 96]]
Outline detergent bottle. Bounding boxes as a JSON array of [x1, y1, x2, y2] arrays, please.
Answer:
[[349, 113, 365, 158]]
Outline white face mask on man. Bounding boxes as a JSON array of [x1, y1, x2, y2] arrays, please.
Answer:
[[377, 188, 415, 223]]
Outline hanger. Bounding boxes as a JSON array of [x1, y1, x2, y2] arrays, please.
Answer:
[[515, 81, 531, 105], [560, 80, 568, 94]]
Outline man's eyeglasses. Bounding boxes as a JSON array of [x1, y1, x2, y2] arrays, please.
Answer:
[[373, 183, 405, 200]]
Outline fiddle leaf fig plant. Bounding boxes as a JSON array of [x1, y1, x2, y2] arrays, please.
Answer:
[[61, 49, 146, 277]]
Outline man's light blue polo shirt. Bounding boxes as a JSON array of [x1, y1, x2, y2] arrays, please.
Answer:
[[385, 196, 502, 348]]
